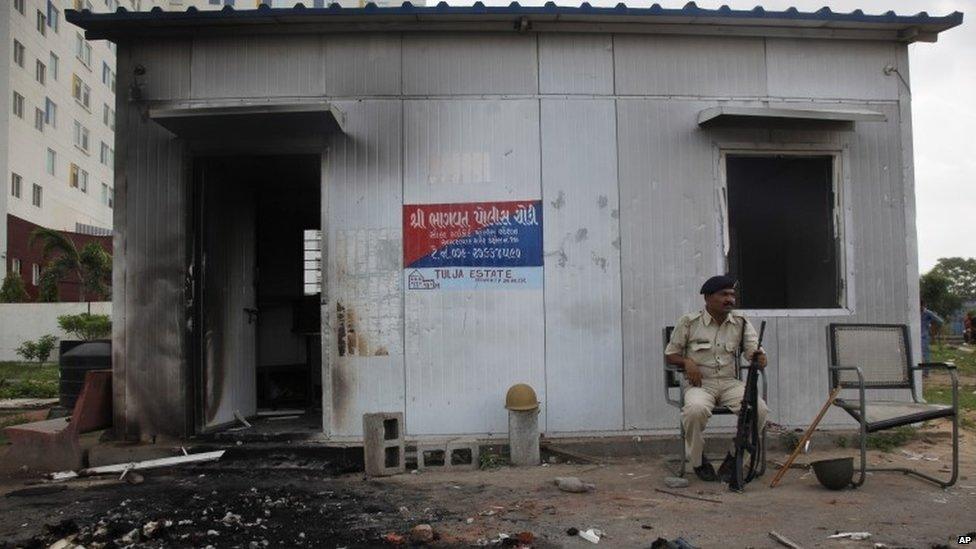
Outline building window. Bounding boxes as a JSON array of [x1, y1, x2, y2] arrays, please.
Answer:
[[15, 0, 26, 15], [13, 40, 26, 68], [70, 163, 79, 188], [34, 108, 45, 131], [47, 3, 60, 33], [101, 183, 109, 205], [45, 98, 57, 127], [80, 169, 89, 193], [72, 75, 91, 109], [108, 187, 114, 208], [46, 149, 56, 175], [303, 229, 322, 295], [75, 33, 92, 66], [725, 153, 843, 310], [11, 258, 21, 275], [11, 173, 23, 198], [73, 121, 90, 153], [12, 92, 25, 119], [100, 142, 113, 165], [101, 62, 116, 92], [102, 104, 115, 130], [32, 184, 43, 208], [32, 263, 40, 286], [50, 53, 59, 80], [36, 10, 47, 36], [36, 60, 46, 85]]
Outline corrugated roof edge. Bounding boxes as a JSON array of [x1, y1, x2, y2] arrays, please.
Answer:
[[65, 2, 963, 42]]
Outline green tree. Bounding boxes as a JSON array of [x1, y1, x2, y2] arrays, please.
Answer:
[[930, 257, 976, 300], [58, 313, 111, 340], [0, 270, 30, 302], [920, 271, 963, 319], [29, 228, 112, 302]]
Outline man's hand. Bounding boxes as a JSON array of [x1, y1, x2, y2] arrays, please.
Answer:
[[684, 358, 703, 386], [751, 350, 767, 369]]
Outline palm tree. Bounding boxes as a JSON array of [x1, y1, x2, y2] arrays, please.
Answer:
[[29, 228, 111, 302]]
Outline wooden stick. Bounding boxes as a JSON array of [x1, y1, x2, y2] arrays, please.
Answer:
[[653, 488, 721, 504], [769, 387, 842, 488], [768, 531, 803, 549]]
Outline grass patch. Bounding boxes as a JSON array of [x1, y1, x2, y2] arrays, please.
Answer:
[[866, 426, 916, 452], [929, 345, 976, 377], [0, 362, 59, 382], [924, 385, 976, 412], [0, 362, 60, 399]]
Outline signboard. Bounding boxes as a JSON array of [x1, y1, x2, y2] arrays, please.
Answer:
[[403, 200, 543, 290]]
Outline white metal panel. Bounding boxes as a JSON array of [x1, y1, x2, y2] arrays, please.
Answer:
[[324, 34, 401, 96], [402, 34, 538, 95], [131, 40, 191, 101], [538, 34, 614, 95], [766, 39, 899, 100], [190, 35, 323, 99], [324, 100, 404, 438], [614, 35, 766, 97], [114, 45, 190, 438], [617, 98, 770, 430], [542, 99, 622, 432], [403, 99, 544, 435], [404, 100, 540, 204]]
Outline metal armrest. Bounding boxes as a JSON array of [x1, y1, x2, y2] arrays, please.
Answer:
[[911, 363, 958, 405], [912, 362, 957, 371], [828, 365, 866, 405], [664, 364, 685, 408]]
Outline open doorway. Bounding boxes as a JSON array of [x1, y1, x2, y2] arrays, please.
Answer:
[[192, 155, 322, 435]]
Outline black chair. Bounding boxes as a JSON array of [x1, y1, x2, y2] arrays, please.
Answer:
[[663, 326, 767, 477], [827, 323, 958, 488]]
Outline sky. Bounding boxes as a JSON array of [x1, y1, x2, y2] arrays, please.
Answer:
[[474, 0, 973, 273]]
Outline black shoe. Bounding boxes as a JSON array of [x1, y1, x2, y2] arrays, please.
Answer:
[[718, 452, 735, 483], [693, 461, 718, 482]]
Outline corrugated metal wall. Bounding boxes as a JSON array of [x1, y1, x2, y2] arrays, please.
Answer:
[[113, 46, 190, 438], [115, 32, 919, 439]]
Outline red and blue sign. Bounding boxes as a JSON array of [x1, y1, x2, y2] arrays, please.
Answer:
[[403, 200, 543, 290]]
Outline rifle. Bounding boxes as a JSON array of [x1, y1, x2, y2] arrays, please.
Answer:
[[728, 319, 766, 492]]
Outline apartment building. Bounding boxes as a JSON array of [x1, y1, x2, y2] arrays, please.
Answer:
[[1, 1, 160, 299]]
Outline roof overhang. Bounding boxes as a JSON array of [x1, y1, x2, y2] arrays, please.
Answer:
[[697, 105, 887, 131], [65, 4, 963, 44], [149, 103, 345, 142]]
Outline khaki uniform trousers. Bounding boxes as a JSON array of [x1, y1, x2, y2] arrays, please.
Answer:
[[681, 377, 768, 468]]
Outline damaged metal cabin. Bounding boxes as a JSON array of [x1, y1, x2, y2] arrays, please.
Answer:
[[67, 4, 962, 442]]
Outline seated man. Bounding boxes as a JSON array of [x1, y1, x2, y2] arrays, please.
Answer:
[[665, 275, 768, 481]]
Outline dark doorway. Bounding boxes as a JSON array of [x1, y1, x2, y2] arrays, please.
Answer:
[[726, 154, 841, 309], [192, 155, 321, 433]]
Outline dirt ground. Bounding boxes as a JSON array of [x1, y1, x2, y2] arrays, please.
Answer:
[[0, 420, 973, 549]]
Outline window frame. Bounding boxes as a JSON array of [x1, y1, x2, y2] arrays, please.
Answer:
[[717, 144, 855, 317], [11, 258, 21, 275], [12, 91, 25, 119], [11, 173, 23, 199], [36, 10, 47, 36], [32, 184, 43, 208], [32, 263, 41, 285], [46, 148, 57, 176], [15, 0, 26, 16], [36, 59, 46, 85], [45, 97, 57, 127], [13, 40, 26, 68], [49, 52, 59, 81], [34, 107, 45, 131]]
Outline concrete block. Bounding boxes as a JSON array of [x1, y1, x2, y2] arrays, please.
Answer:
[[362, 412, 405, 477], [445, 441, 480, 471], [414, 440, 479, 471], [508, 410, 540, 466]]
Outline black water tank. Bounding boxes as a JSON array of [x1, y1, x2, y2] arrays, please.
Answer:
[[59, 340, 111, 409]]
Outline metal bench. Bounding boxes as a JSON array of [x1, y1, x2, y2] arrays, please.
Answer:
[[3, 370, 112, 472], [663, 326, 767, 477], [827, 323, 958, 488]]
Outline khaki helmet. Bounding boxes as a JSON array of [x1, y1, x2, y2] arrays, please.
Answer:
[[505, 383, 539, 411]]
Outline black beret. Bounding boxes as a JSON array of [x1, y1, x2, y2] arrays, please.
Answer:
[[700, 275, 737, 295]]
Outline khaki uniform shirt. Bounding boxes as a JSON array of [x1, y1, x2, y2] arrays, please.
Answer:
[[665, 310, 759, 380]]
